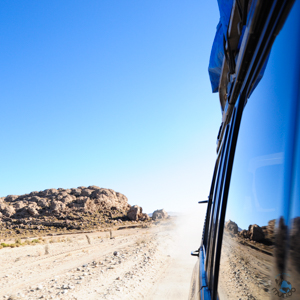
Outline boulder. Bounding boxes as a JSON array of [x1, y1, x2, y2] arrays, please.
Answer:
[[44, 188, 59, 196], [15, 201, 26, 210], [77, 186, 86, 190], [127, 205, 142, 221], [248, 224, 265, 242], [2, 205, 16, 217], [5, 195, 19, 202], [140, 213, 150, 221], [81, 189, 93, 197], [50, 200, 66, 212], [263, 219, 275, 242], [152, 209, 168, 220], [61, 194, 75, 204], [37, 190, 47, 197], [37, 198, 49, 208], [29, 191, 39, 196], [71, 188, 82, 196], [88, 185, 101, 190], [225, 220, 238, 234], [239, 229, 250, 239], [27, 207, 39, 216], [83, 198, 97, 212], [31, 196, 41, 203]]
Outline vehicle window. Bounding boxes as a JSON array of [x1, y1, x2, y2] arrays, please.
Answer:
[[287, 116, 300, 299], [217, 3, 300, 300]]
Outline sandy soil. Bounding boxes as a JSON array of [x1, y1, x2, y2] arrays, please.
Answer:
[[0, 214, 203, 300]]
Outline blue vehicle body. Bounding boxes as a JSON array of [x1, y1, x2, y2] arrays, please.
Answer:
[[208, 0, 269, 94], [190, 1, 300, 299]]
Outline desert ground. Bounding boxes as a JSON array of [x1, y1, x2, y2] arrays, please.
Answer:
[[0, 213, 203, 300]]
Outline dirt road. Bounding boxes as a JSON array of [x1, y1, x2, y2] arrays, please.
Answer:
[[0, 214, 203, 300]]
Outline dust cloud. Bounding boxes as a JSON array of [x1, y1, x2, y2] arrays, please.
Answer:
[[147, 205, 206, 300]]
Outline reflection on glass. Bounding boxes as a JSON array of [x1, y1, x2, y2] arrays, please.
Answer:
[[285, 92, 300, 298], [218, 219, 274, 300], [217, 2, 300, 298]]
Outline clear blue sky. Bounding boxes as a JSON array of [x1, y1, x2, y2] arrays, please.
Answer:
[[0, 0, 221, 213]]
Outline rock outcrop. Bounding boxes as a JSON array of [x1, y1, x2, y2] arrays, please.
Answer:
[[127, 205, 150, 221], [127, 205, 142, 221], [248, 224, 265, 242], [261, 219, 275, 243], [233, 220, 275, 245], [225, 220, 238, 234], [0, 186, 130, 219], [0, 186, 154, 237], [152, 209, 168, 220]]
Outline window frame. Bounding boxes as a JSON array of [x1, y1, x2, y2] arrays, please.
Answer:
[[200, 91, 246, 300]]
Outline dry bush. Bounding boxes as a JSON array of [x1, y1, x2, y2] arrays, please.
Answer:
[[45, 244, 50, 255], [15, 238, 22, 244]]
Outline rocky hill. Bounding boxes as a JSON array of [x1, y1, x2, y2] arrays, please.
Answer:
[[0, 186, 163, 239]]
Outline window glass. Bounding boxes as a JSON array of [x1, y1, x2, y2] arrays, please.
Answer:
[[287, 125, 300, 299], [217, 3, 300, 300]]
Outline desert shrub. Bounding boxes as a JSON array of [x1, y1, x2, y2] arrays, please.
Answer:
[[15, 238, 22, 244]]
